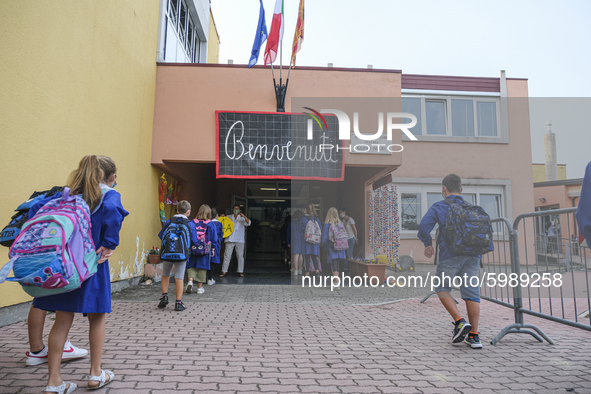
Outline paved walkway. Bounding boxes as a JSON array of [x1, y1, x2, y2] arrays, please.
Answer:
[[1, 270, 591, 393]]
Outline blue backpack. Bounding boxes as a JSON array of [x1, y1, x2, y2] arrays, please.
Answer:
[[159, 217, 191, 262], [441, 198, 494, 256], [0, 186, 64, 247], [190, 219, 211, 256], [0, 188, 98, 298]]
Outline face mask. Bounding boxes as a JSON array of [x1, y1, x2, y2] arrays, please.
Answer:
[[111, 182, 117, 188], [234, 210, 239, 214], [339, 213, 345, 219]]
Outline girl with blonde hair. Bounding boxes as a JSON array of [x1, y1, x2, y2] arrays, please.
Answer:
[[31, 155, 128, 393]]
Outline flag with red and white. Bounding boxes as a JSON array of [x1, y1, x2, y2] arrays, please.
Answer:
[[264, 0, 284, 65]]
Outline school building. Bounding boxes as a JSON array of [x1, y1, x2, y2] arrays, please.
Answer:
[[0, 0, 535, 325], [153, 65, 534, 265]]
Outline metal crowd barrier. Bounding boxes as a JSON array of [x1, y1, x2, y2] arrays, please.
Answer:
[[420, 209, 591, 345], [492, 207, 591, 345]]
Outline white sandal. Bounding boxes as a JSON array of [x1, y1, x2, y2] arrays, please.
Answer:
[[87, 369, 114, 390], [42, 381, 77, 393]]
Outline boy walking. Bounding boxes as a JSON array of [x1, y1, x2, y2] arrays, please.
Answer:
[[418, 174, 483, 349], [158, 200, 193, 312]]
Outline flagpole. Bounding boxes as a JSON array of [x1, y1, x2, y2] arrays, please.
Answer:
[[287, 58, 293, 81], [270, 60, 276, 81], [279, 39, 283, 85]]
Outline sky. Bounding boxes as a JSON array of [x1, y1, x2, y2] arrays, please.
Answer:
[[211, 0, 591, 178]]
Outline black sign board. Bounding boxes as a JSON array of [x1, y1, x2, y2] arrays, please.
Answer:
[[216, 111, 344, 181]]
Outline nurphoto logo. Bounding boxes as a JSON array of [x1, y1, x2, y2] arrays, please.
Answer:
[[304, 108, 418, 153]]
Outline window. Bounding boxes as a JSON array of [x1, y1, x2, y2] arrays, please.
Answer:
[[477, 102, 497, 137], [401, 95, 500, 138], [163, 0, 203, 63], [187, 19, 194, 59], [461, 193, 476, 205], [480, 194, 502, 234], [451, 99, 474, 136], [401, 98, 422, 136], [401, 193, 421, 231], [169, 0, 178, 29], [427, 192, 442, 209], [179, 1, 187, 44], [397, 184, 505, 237], [425, 100, 447, 135]]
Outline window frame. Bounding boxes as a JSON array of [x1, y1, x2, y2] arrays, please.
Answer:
[[402, 94, 502, 139], [424, 99, 448, 136], [397, 184, 506, 239], [163, 0, 203, 63]]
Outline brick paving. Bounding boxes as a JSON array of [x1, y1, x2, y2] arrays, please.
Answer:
[[1, 272, 591, 393]]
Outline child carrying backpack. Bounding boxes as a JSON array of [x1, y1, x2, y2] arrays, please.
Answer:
[[322, 207, 348, 290], [2, 155, 127, 393], [300, 203, 322, 277], [158, 200, 193, 312], [417, 174, 494, 350], [186, 204, 217, 295]]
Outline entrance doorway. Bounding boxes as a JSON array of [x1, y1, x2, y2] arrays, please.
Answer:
[[242, 182, 319, 271]]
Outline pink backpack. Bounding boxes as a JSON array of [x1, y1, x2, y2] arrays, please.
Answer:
[[0, 188, 98, 297], [329, 223, 349, 250]]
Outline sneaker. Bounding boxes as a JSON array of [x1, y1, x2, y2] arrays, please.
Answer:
[[207, 279, 215, 285], [174, 301, 186, 311], [62, 340, 89, 361], [26, 345, 48, 366], [197, 287, 205, 294], [465, 332, 483, 349], [26, 340, 89, 366], [452, 318, 472, 343], [185, 281, 193, 294], [158, 295, 169, 308]]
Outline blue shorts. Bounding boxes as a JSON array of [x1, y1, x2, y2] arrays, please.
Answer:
[[434, 256, 481, 302]]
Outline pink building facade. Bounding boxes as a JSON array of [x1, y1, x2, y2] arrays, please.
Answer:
[[151, 64, 533, 266]]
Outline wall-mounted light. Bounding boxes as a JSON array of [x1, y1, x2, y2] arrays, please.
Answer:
[[539, 198, 546, 203]]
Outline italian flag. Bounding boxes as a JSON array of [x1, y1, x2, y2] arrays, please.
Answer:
[[264, 0, 284, 65]]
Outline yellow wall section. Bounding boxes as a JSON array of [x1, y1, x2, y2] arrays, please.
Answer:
[[207, 9, 220, 64], [532, 164, 568, 183], [0, 1, 162, 308]]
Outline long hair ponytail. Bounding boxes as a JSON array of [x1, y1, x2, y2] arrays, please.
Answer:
[[306, 203, 317, 218], [97, 155, 117, 183], [66, 155, 103, 211]]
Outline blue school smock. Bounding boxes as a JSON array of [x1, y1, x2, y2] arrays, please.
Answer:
[[322, 223, 347, 262], [210, 219, 224, 265], [288, 220, 303, 254], [32, 190, 128, 314], [299, 215, 321, 255], [576, 161, 591, 243], [187, 220, 218, 271]]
